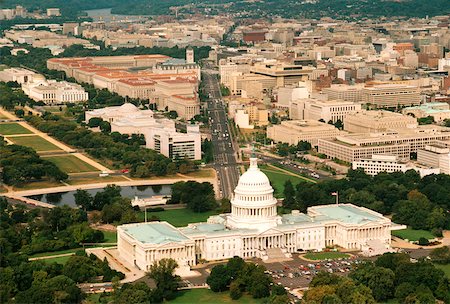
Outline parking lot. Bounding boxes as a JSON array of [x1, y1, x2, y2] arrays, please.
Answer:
[[182, 253, 365, 290]]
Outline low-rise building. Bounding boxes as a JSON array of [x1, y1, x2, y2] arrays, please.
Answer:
[[0, 67, 36, 84], [318, 125, 450, 163], [86, 103, 201, 160], [352, 154, 439, 177], [344, 110, 417, 133], [361, 84, 421, 108], [290, 97, 362, 122], [22, 76, 88, 104], [267, 120, 341, 146], [417, 144, 450, 174], [402, 102, 450, 122]]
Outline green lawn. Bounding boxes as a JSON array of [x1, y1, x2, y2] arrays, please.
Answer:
[[138, 208, 219, 227], [0, 123, 32, 135], [304, 252, 350, 260], [29, 248, 84, 259], [40, 255, 73, 265], [102, 230, 117, 243], [259, 165, 310, 197], [169, 289, 265, 304], [434, 264, 450, 279], [392, 228, 435, 241], [9, 135, 62, 151], [43, 155, 99, 173]]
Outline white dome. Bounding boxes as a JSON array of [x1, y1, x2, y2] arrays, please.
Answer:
[[236, 158, 271, 192], [227, 157, 280, 231], [119, 103, 139, 112]]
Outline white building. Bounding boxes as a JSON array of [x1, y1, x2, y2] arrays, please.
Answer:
[[118, 158, 397, 273], [144, 124, 201, 161], [22, 76, 88, 104], [290, 97, 361, 122], [418, 145, 450, 174], [86, 103, 201, 160], [0, 67, 36, 84], [352, 154, 439, 177], [46, 8, 61, 17]]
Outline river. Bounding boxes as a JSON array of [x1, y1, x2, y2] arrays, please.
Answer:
[[27, 184, 171, 207], [84, 8, 148, 22]]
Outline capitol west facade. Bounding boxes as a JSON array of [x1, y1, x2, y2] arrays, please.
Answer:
[[117, 158, 394, 272]]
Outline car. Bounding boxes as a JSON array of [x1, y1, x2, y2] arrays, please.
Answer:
[[121, 169, 129, 173]]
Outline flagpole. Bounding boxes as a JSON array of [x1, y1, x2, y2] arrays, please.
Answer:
[[336, 191, 339, 205]]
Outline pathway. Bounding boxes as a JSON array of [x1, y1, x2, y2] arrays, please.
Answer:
[[0, 107, 113, 173], [29, 252, 75, 261]]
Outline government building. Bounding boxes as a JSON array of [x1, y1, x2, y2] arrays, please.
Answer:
[[117, 158, 396, 272]]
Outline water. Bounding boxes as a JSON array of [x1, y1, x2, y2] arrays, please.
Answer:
[[28, 185, 171, 207], [84, 8, 147, 22]]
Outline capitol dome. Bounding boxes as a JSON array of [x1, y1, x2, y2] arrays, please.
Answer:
[[234, 158, 273, 195], [227, 157, 280, 231]]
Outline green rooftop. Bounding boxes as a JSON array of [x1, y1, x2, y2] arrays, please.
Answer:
[[123, 222, 189, 244], [313, 205, 382, 224]]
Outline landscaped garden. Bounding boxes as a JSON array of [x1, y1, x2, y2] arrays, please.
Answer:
[[392, 228, 435, 242]]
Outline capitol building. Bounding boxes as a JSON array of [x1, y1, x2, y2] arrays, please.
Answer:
[[117, 157, 396, 272]]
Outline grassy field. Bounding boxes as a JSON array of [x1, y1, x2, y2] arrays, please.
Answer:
[[392, 228, 435, 241], [170, 289, 265, 304], [9, 135, 61, 151], [304, 252, 350, 260], [138, 208, 219, 227], [43, 155, 99, 174], [30, 248, 84, 259], [434, 264, 450, 279], [102, 230, 117, 243], [259, 165, 310, 197], [67, 175, 128, 185], [13, 180, 64, 191], [184, 168, 215, 178], [0, 123, 33, 135], [40, 255, 73, 265]]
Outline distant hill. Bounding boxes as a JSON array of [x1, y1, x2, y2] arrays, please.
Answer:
[[1, 0, 449, 19]]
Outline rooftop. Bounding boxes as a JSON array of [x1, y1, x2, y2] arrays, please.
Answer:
[[311, 204, 383, 225], [122, 222, 189, 244]]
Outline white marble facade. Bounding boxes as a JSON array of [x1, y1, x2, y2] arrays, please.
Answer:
[[118, 157, 394, 271]]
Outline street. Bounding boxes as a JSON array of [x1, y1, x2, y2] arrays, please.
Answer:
[[202, 70, 240, 199]]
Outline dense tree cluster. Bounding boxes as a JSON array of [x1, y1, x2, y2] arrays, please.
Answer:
[[0, 198, 123, 303], [275, 140, 311, 157], [207, 257, 288, 302], [25, 114, 178, 176], [0, 140, 68, 186], [0, 82, 35, 110], [74, 186, 138, 224], [61, 44, 211, 61], [1, 199, 103, 256], [170, 181, 217, 212], [305, 253, 450, 303], [113, 258, 181, 303], [282, 169, 450, 234]]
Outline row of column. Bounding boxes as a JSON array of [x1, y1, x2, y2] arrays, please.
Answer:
[[233, 206, 275, 218], [146, 246, 194, 265]]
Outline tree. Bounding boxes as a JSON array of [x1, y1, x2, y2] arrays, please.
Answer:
[[282, 180, 296, 209], [62, 255, 99, 283], [88, 117, 103, 128], [147, 258, 181, 301], [207, 264, 231, 292], [230, 281, 242, 300], [74, 189, 93, 211], [350, 264, 395, 302]]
